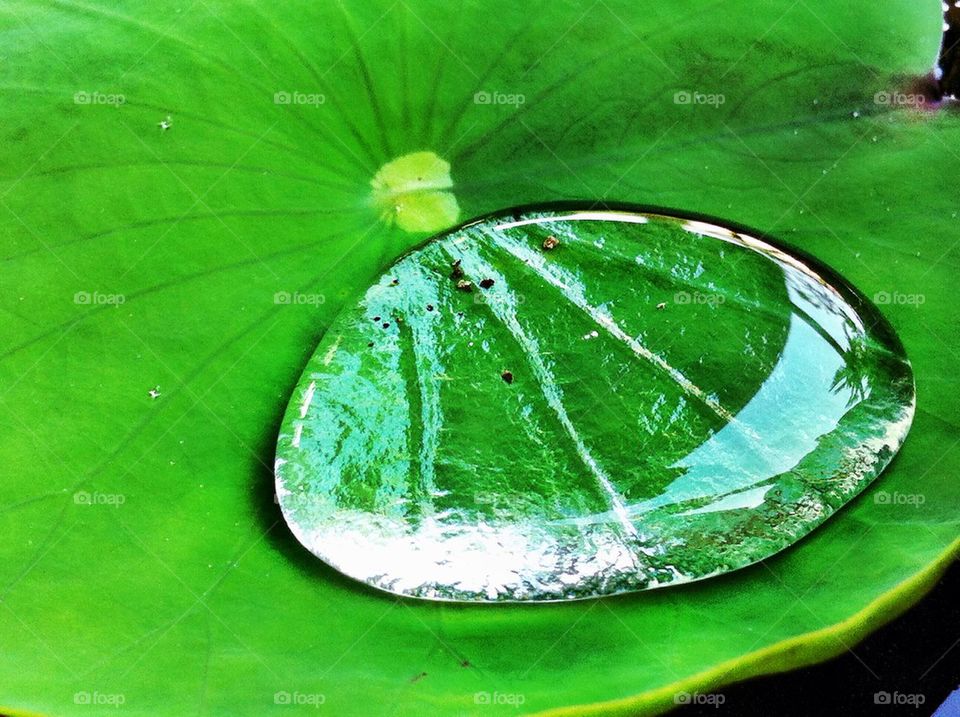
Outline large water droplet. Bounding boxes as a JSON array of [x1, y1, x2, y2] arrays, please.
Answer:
[[275, 206, 915, 601]]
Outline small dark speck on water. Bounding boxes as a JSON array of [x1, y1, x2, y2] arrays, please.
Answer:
[[367, 342, 374, 347], [460, 660, 471, 668], [410, 671, 428, 683], [426, 304, 435, 312], [390, 278, 399, 286], [479, 278, 495, 289], [450, 259, 465, 280], [382, 322, 390, 329], [501, 370, 514, 384]]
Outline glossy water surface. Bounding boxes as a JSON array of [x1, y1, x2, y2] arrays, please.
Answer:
[[275, 208, 915, 601]]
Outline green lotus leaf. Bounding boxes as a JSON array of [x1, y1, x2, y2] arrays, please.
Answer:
[[1, 0, 956, 715]]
